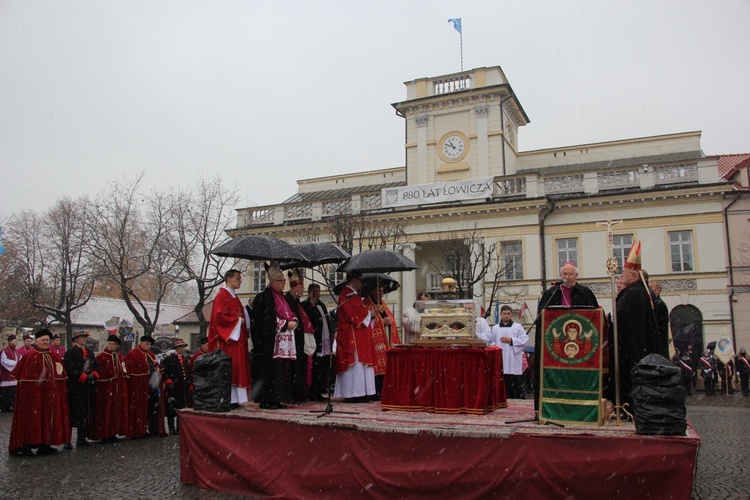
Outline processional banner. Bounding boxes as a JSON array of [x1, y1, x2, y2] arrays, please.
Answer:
[[540, 308, 606, 425]]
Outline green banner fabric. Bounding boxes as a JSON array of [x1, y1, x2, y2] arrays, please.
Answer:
[[540, 308, 606, 425]]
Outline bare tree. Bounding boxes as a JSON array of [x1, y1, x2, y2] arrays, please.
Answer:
[[87, 174, 181, 335], [163, 175, 241, 338], [325, 209, 406, 254], [0, 230, 47, 329], [3, 200, 96, 340]]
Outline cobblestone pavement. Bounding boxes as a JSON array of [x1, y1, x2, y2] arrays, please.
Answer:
[[0, 394, 747, 499]]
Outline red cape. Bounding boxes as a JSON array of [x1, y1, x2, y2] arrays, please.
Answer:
[[8, 347, 71, 452], [124, 346, 165, 438], [208, 287, 251, 388], [363, 298, 401, 376], [90, 350, 129, 440], [334, 286, 374, 374]]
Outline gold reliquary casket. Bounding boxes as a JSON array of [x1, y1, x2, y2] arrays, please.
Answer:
[[413, 299, 486, 347]]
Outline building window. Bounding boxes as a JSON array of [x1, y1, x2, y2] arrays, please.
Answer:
[[556, 238, 578, 267], [427, 273, 443, 292], [612, 234, 634, 273], [251, 261, 266, 293], [326, 264, 345, 289], [669, 230, 694, 272], [501, 241, 523, 280]]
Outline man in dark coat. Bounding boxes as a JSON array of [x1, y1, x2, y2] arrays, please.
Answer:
[[301, 283, 334, 401], [63, 330, 99, 448], [162, 338, 193, 434], [614, 241, 666, 407], [534, 262, 599, 409], [648, 277, 671, 355], [249, 261, 288, 410]]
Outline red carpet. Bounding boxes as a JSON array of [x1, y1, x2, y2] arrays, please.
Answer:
[[179, 399, 700, 499]]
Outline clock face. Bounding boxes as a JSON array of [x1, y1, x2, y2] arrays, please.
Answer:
[[440, 134, 467, 162]]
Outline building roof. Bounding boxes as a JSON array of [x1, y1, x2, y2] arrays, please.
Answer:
[[53, 296, 195, 328], [173, 301, 213, 325], [718, 153, 750, 181], [281, 181, 405, 204]]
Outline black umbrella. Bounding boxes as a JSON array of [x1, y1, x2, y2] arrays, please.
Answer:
[[338, 250, 418, 274], [211, 235, 305, 262], [279, 242, 351, 270], [333, 273, 400, 296]]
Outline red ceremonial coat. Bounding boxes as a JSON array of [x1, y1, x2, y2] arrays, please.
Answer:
[[334, 285, 374, 375], [16, 344, 34, 357], [8, 347, 71, 453], [363, 297, 401, 376], [208, 287, 251, 388], [125, 346, 165, 438], [90, 349, 129, 440]]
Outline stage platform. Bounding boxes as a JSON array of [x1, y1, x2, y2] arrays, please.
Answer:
[[179, 399, 700, 499]]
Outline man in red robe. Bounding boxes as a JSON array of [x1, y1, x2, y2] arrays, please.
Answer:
[[16, 333, 34, 357], [8, 329, 71, 457], [125, 335, 166, 438], [90, 335, 129, 443], [363, 283, 400, 401], [333, 271, 376, 402], [208, 268, 251, 408]]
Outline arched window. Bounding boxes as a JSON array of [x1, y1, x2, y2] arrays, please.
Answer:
[[669, 304, 703, 354]]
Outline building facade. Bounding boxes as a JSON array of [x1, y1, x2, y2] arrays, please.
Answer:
[[232, 66, 741, 352]]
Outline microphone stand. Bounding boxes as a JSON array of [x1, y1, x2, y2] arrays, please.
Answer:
[[311, 291, 361, 418]]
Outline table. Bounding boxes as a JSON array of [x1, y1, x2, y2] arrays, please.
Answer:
[[381, 347, 507, 414]]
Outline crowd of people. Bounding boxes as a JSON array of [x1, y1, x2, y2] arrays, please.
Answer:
[[5, 239, 749, 455], [3, 329, 196, 457]]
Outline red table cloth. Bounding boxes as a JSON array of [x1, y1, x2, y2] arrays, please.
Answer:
[[381, 347, 507, 414]]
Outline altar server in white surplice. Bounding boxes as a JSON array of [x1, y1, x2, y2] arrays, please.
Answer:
[[489, 305, 529, 399]]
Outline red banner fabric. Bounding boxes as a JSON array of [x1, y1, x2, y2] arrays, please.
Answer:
[[179, 410, 699, 499], [380, 347, 507, 414]]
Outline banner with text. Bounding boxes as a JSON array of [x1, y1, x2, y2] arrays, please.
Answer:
[[381, 177, 494, 208]]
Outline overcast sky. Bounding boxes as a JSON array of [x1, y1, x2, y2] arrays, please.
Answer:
[[1, 0, 749, 219]]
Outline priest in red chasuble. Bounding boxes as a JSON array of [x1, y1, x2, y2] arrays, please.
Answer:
[[363, 282, 400, 400], [90, 335, 129, 443], [333, 271, 376, 402], [208, 268, 251, 407], [125, 335, 166, 438], [8, 329, 71, 457]]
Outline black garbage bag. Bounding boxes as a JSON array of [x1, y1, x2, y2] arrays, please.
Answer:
[[192, 349, 233, 413], [631, 353, 687, 436]]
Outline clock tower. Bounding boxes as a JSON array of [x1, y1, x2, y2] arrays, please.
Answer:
[[392, 66, 529, 186]]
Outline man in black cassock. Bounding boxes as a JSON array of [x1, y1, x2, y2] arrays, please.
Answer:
[[614, 241, 667, 407]]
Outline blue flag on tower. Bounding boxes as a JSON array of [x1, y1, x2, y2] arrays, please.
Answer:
[[448, 18, 462, 34]]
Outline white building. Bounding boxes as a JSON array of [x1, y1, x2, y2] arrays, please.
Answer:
[[232, 66, 741, 352]]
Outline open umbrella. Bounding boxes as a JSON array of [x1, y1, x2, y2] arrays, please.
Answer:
[[338, 250, 418, 274], [211, 235, 305, 262], [279, 242, 351, 270], [333, 273, 400, 296]]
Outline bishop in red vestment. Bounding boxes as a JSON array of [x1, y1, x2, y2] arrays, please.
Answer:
[[125, 335, 166, 438], [208, 269, 251, 406], [333, 272, 376, 401], [8, 329, 71, 456], [90, 335, 129, 442]]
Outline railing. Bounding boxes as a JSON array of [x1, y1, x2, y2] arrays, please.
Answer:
[[653, 163, 698, 185], [544, 174, 584, 194], [599, 168, 640, 191], [240, 162, 703, 227], [434, 75, 471, 95]]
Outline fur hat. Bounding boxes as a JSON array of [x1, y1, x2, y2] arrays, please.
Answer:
[[174, 338, 188, 348], [199, 336, 208, 345], [52, 333, 60, 340], [7, 334, 16, 342], [35, 329, 53, 340], [265, 261, 284, 282], [140, 335, 155, 344], [107, 334, 121, 344], [623, 240, 642, 271], [287, 268, 304, 288]]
